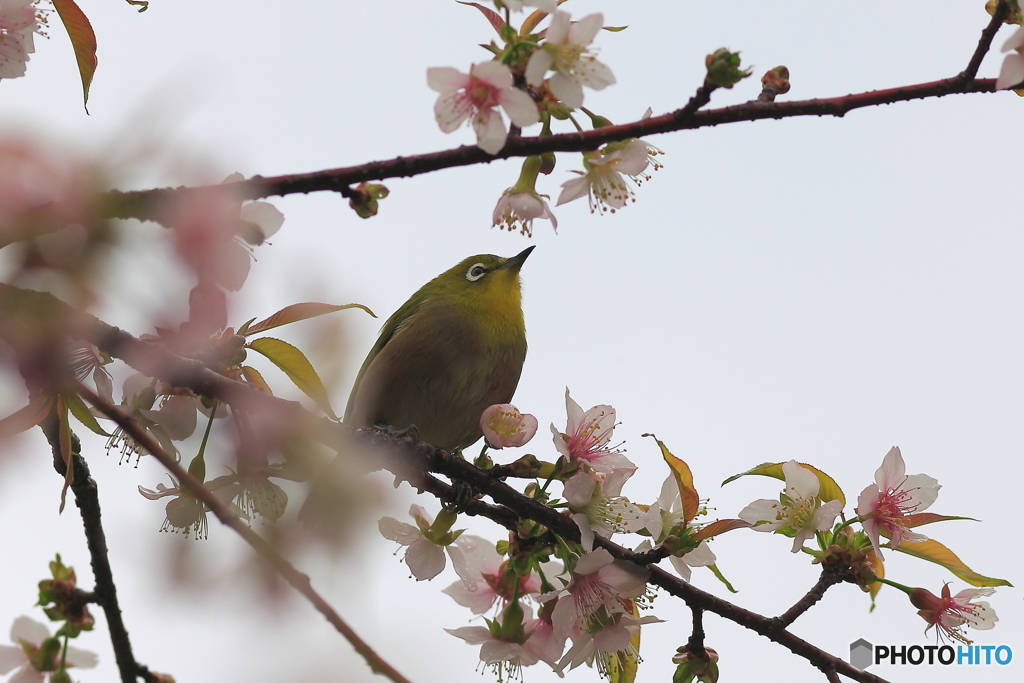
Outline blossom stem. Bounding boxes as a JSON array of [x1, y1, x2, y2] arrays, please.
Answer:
[[873, 577, 915, 597]]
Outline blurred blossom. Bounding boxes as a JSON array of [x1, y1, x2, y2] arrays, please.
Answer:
[[498, 0, 556, 13], [996, 26, 1024, 90], [525, 12, 615, 109], [427, 61, 539, 154], [442, 535, 546, 614], [0, 616, 97, 682], [139, 474, 245, 539]]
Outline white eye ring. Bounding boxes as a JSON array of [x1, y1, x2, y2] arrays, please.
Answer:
[[466, 263, 487, 281]]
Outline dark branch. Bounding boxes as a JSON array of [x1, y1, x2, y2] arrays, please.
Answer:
[[105, 75, 999, 222], [962, 0, 1010, 82], [688, 607, 707, 661], [775, 569, 844, 628], [39, 413, 157, 683]]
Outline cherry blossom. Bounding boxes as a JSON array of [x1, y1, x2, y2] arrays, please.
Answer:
[[442, 535, 544, 615], [445, 602, 539, 679], [378, 505, 471, 582], [557, 139, 652, 213], [138, 473, 245, 539], [480, 404, 539, 449], [855, 446, 940, 555], [525, 11, 615, 109], [492, 187, 557, 236], [996, 25, 1024, 90], [0, 0, 40, 80], [427, 61, 539, 154], [739, 460, 843, 553], [0, 616, 97, 683], [551, 388, 635, 474], [563, 470, 645, 539], [910, 584, 998, 644]]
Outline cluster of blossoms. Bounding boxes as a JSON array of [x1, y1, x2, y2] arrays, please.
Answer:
[[381, 394, 1007, 679], [381, 389, 751, 679], [427, 1, 665, 234], [736, 446, 1003, 644]]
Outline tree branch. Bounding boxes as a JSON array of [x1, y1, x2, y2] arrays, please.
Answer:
[[74, 383, 415, 683], [962, 0, 1010, 82], [39, 413, 157, 683], [775, 569, 844, 628]]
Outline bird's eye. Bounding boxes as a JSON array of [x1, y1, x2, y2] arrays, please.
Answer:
[[466, 263, 487, 282]]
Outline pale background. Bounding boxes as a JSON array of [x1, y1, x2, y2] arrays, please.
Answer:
[[0, 2, 1020, 682]]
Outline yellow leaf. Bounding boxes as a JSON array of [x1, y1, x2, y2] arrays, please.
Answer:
[[722, 461, 846, 507], [644, 434, 699, 522], [246, 337, 338, 420], [240, 366, 274, 395], [894, 538, 1012, 587], [51, 0, 98, 111]]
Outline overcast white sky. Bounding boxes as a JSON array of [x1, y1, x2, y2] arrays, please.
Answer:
[[1, 2, 1022, 682]]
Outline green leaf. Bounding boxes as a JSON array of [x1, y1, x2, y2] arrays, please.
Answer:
[[902, 513, 979, 528], [692, 518, 751, 542], [64, 392, 110, 437], [51, 0, 98, 112], [125, 0, 149, 11], [0, 396, 53, 437], [243, 302, 375, 336], [893, 538, 1012, 587], [644, 434, 699, 522], [707, 563, 738, 593], [246, 337, 339, 420], [722, 461, 846, 507], [602, 25, 629, 32]]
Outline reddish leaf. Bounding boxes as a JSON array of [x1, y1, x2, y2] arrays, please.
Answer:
[[902, 513, 978, 528], [692, 518, 751, 542], [52, 0, 98, 111], [0, 397, 53, 438], [457, 2, 506, 35], [242, 302, 374, 336]]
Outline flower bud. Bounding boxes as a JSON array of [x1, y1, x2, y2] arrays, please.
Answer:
[[760, 66, 791, 94], [705, 49, 752, 89]]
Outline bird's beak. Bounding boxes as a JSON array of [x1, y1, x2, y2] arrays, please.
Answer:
[[499, 245, 535, 272]]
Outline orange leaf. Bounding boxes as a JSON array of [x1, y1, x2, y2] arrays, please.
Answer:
[[692, 518, 751, 542], [902, 513, 978, 528], [643, 434, 699, 523], [52, 0, 98, 111]]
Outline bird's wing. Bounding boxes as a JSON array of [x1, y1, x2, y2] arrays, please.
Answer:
[[343, 297, 427, 423]]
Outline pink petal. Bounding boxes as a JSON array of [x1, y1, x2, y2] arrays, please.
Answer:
[[557, 175, 591, 205], [427, 66, 469, 93], [546, 11, 571, 43], [378, 517, 420, 545], [64, 645, 99, 669], [568, 13, 604, 46], [10, 617, 48, 647], [406, 538, 446, 580], [549, 72, 585, 109], [996, 53, 1024, 90], [473, 107, 508, 154], [0, 646, 27, 675], [470, 60, 514, 89], [445, 626, 492, 645], [434, 91, 473, 133], [525, 49, 553, 87], [874, 446, 906, 491], [499, 87, 540, 127]]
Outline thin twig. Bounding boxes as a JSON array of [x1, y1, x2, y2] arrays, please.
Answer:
[[39, 413, 157, 683], [105, 74, 999, 221], [961, 0, 1010, 82], [688, 607, 707, 660], [775, 570, 844, 628], [74, 383, 415, 683]]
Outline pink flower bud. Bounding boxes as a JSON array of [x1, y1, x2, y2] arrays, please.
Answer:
[[480, 404, 538, 449]]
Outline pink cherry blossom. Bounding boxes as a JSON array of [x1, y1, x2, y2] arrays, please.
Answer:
[[442, 535, 544, 614], [427, 61, 539, 154], [480, 404, 539, 449], [492, 186, 557, 236], [551, 388, 635, 474], [557, 139, 651, 213], [0, 1, 40, 80], [855, 446, 940, 555], [563, 470, 645, 539], [739, 460, 843, 553], [525, 11, 615, 109], [910, 584, 998, 644]]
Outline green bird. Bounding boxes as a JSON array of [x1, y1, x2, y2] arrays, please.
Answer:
[[344, 246, 534, 452]]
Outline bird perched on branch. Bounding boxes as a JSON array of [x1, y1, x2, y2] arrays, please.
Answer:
[[344, 246, 534, 452]]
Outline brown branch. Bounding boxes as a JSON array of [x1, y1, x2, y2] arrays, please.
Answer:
[[1, 282, 888, 682], [962, 0, 1010, 82], [105, 74, 998, 222], [74, 383, 415, 683], [39, 413, 157, 683], [688, 607, 707, 661], [775, 569, 844, 628]]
